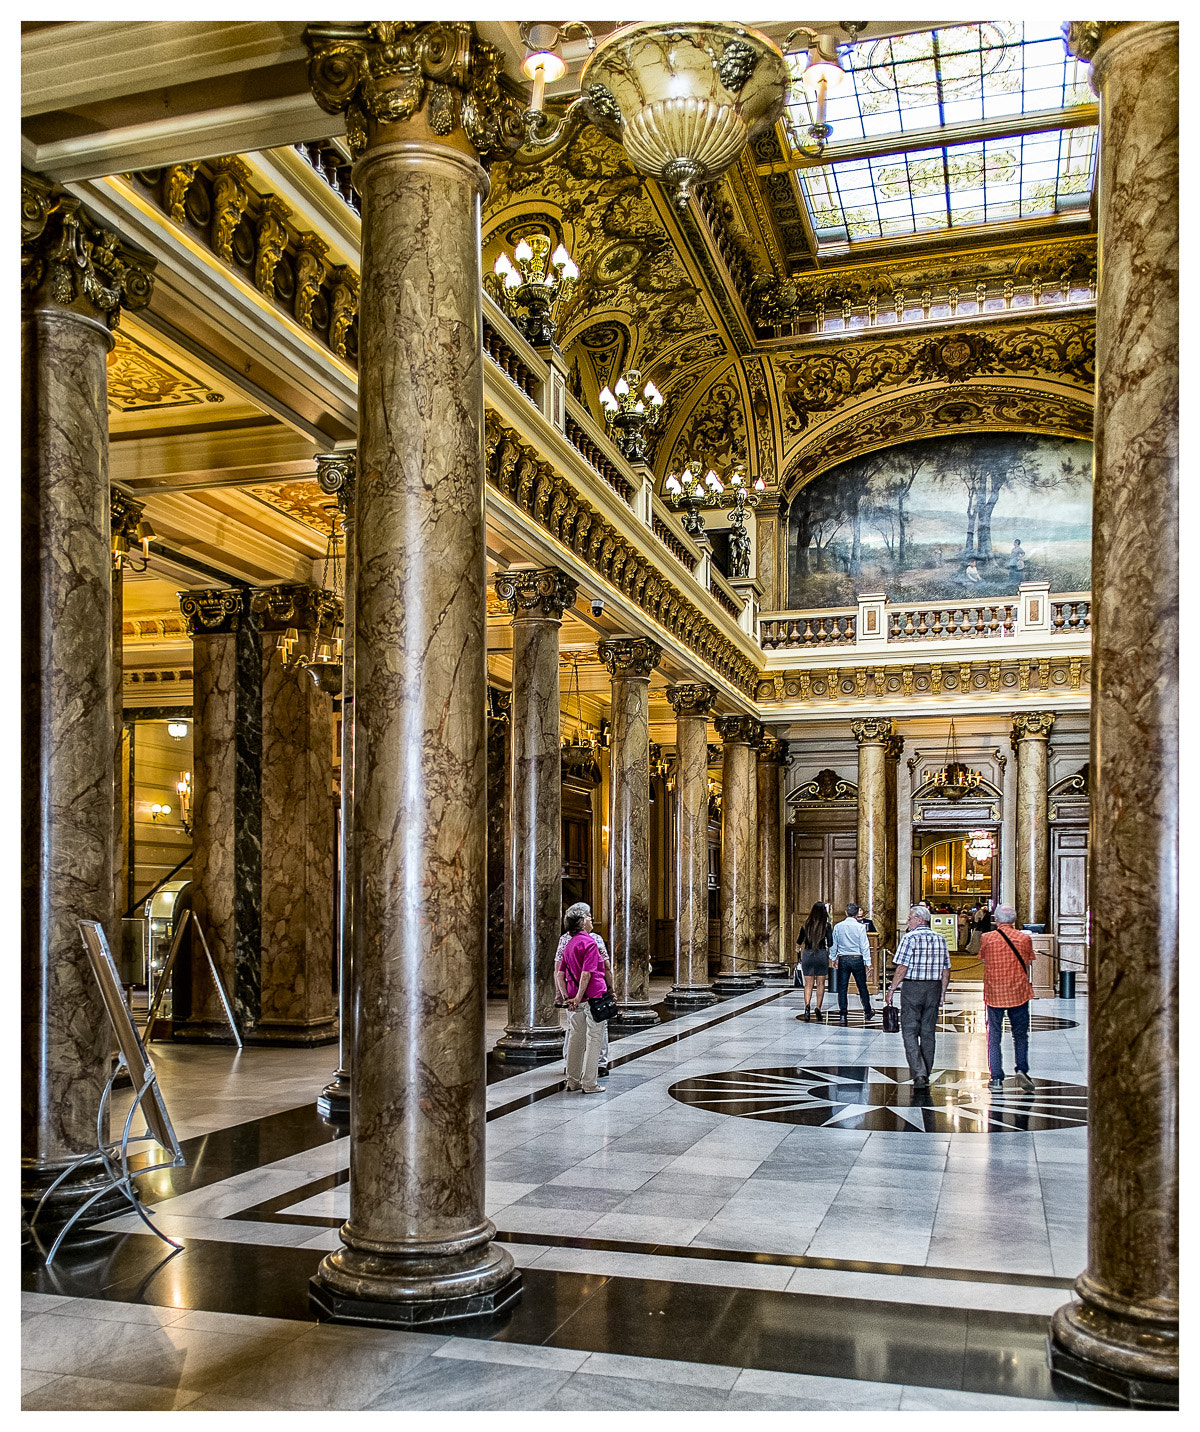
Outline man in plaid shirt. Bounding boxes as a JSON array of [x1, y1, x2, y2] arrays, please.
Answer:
[[885, 906, 951, 1088], [980, 903, 1036, 1092]]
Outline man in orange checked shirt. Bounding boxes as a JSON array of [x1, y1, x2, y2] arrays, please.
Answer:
[[979, 903, 1036, 1094]]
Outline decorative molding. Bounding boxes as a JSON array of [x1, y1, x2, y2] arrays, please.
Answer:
[[1049, 762, 1089, 796], [597, 636, 662, 679], [756, 659, 1089, 707], [757, 734, 789, 763], [885, 732, 905, 761], [494, 566, 579, 620], [110, 488, 144, 540], [254, 195, 292, 297], [667, 683, 717, 718], [487, 686, 512, 725], [790, 768, 857, 803], [315, 451, 357, 513], [1011, 710, 1056, 742], [852, 717, 894, 745], [714, 713, 762, 745], [22, 172, 155, 328], [106, 330, 224, 412], [178, 588, 246, 636]]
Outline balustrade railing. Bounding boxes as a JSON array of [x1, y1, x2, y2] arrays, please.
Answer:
[[1051, 597, 1091, 631], [888, 603, 1016, 641], [482, 316, 539, 401], [564, 417, 633, 504], [652, 512, 698, 571], [709, 577, 743, 620], [760, 611, 857, 649]]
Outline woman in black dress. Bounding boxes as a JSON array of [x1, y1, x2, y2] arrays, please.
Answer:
[[795, 901, 833, 1022]]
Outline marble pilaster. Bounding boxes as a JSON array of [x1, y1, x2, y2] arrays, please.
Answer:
[[853, 718, 892, 930], [485, 688, 511, 998], [599, 636, 663, 1025], [755, 735, 789, 979], [21, 175, 154, 1216], [881, 732, 904, 956], [896, 753, 915, 943], [1049, 21, 1178, 1407], [494, 568, 577, 1061], [665, 684, 717, 1007], [712, 715, 763, 994], [304, 21, 519, 1327], [1011, 712, 1054, 928]]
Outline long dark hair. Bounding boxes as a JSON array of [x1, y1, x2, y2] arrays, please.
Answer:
[[802, 902, 829, 951]]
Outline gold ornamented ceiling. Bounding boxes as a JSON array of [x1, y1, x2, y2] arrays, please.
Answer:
[[107, 332, 225, 413]]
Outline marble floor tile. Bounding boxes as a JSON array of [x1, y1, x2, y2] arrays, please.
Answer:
[[544, 1370, 732, 1410], [534, 1245, 794, 1292], [511, 1183, 630, 1214], [547, 1164, 657, 1192], [730, 1366, 905, 1409], [35, 1296, 187, 1326], [360, 1355, 573, 1411], [576, 1349, 742, 1389], [898, 1384, 1075, 1410], [576, 1149, 678, 1173], [783, 1265, 1067, 1315], [610, 1189, 732, 1221], [22, 1374, 205, 1411], [661, 1155, 766, 1179], [492, 1204, 604, 1237], [639, 1169, 748, 1198], [431, 1336, 589, 1371], [584, 1211, 713, 1244]]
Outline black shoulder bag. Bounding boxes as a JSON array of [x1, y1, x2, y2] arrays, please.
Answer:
[[588, 990, 618, 1022]]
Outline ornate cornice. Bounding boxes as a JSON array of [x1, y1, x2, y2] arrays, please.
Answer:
[[852, 717, 894, 746], [315, 451, 357, 516], [179, 588, 246, 637], [22, 173, 155, 329], [494, 566, 578, 620], [598, 636, 662, 679], [790, 768, 858, 804], [667, 682, 717, 718], [303, 21, 520, 159], [715, 713, 762, 745], [249, 582, 342, 636], [756, 658, 1088, 706], [1011, 710, 1056, 742]]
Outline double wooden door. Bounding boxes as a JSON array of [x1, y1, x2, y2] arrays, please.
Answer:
[[788, 829, 858, 950], [1051, 825, 1088, 975]]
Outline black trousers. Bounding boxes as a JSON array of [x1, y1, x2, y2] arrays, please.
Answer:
[[836, 956, 873, 1016]]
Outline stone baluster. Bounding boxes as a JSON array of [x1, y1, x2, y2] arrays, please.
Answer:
[[665, 684, 717, 1007], [21, 173, 156, 1221], [755, 735, 789, 979], [712, 714, 763, 994], [1010, 712, 1054, 928], [599, 636, 663, 1025], [494, 568, 578, 1060], [1049, 21, 1178, 1407], [303, 20, 520, 1325], [852, 718, 893, 931]]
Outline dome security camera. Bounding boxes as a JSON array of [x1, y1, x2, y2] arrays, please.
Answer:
[[590, 597, 604, 618]]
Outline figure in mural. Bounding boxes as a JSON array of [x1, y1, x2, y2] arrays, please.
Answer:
[[786, 433, 1092, 609]]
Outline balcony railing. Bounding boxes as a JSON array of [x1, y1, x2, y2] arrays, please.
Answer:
[[888, 603, 1015, 641], [1051, 597, 1091, 631], [760, 611, 857, 650]]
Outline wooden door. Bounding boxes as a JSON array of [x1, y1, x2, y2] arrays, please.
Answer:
[[1051, 826, 1088, 975], [787, 829, 858, 952]]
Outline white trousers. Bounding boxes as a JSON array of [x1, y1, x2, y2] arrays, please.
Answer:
[[563, 1006, 608, 1070], [566, 1002, 605, 1090]]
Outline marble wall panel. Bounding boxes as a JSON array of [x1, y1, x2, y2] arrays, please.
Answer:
[[608, 674, 653, 1013]]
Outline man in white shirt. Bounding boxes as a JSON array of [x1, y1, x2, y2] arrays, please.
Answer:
[[831, 902, 874, 1025]]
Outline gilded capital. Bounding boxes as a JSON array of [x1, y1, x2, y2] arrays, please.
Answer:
[[667, 683, 717, 718], [1011, 711, 1056, 743], [852, 717, 894, 746], [758, 734, 789, 764], [885, 732, 905, 762], [316, 451, 357, 514], [715, 714, 762, 746], [487, 686, 512, 725], [249, 582, 342, 636], [598, 636, 662, 679], [22, 173, 155, 329], [110, 488, 145, 541], [494, 567, 578, 621], [179, 587, 246, 637], [303, 21, 520, 159]]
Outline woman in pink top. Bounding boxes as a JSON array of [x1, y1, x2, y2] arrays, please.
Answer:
[[560, 904, 607, 1094]]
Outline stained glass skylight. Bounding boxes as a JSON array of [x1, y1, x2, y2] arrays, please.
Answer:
[[785, 22, 1098, 244]]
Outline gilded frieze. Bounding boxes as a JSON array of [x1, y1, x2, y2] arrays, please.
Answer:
[[755, 655, 1089, 706]]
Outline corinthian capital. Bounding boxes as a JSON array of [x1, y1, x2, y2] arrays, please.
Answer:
[[598, 636, 662, 678], [715, 714, 762, 746], [758, 734, 789, 764], [303, 21, 521, 159], [1011, 711, 1056, 742], [494, 566, 578, 620], [667, 683, 717, 718], [179, 588, 246, 636], [852, 717, 894, 746], [22, 173, 155, 329], [316, 451, 357, 514]]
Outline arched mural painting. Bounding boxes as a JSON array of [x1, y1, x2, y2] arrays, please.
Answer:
[[786, 432, 1093, 609]]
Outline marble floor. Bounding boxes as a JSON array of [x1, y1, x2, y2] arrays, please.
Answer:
[[22, 982, 1110, 1412]]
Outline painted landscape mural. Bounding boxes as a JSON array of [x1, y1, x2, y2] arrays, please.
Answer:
[[786, 432, 1093, 609]]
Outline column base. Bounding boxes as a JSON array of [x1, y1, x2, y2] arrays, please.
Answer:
[[711, 971, 762, 994], [492, 1026, 565, 1062], [1048, 1286, 1178, 1408], [664, 985, 717, 1009], [310, 1232, 520, 1328], [610, 1003, 661, 1027], [754, 962, 791, 984], [247, 1019, 339, 1048], [317, 1071, 351, 1123]]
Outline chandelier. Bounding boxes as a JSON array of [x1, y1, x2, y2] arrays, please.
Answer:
[[663, 462, 766, 573], [276, 506, 344, 695], [966, 828, 995, 863], [560, 654, 602, 783], [598, 370, 664, 464], [784, 25, 866, 159], [931, 721, 983, 800], [490, 233, 579, 347]]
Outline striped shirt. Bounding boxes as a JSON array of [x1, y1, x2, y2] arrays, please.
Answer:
[[894, 927, 951, 981]]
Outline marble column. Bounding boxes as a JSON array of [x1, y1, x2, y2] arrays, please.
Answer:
[[896, 754, 915, 943], [494, 568, 577, 1061], [21, 174, 154, 1218], [881, 732, 904, 954], [853, 718, 892, 930], [665, 684, 717, 1007], [485, 688, 511, 998], [999, 746, 1017, 911], [316, 453, 356, 1119], [599, 636, 663, 1025], [712, 715, 763, 994], [179, 589, 247, 1037], [755, 735, 789, 980], [1011, 712, 1054, 928], [304, 21, 518, 1325], [110, 490, 144, 954], [1050, 21, 1179, 1407]]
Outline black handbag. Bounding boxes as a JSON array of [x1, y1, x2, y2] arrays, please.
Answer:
[[881, 1004, 900, 1033], [588, 991, 618, 1022]]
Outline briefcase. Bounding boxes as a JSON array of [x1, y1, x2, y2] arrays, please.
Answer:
[[881, 1004, 900, 1034]]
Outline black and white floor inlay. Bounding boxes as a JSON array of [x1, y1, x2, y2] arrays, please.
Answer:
[[669, 1065, 1089, 1133], [785, 1003, 1078, 1033]]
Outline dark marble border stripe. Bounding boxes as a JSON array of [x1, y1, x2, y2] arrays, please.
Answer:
[[21, 1232, 1084, 1403]]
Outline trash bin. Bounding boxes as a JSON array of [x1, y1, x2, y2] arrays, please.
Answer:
[[1058, 969, 1077, 999]]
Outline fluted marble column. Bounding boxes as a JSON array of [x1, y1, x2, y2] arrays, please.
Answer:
[[755, 735, 789, 979], [21, 175, 154, 1218], [316, 453, 356, 1119], [853, 718, 892, 930], [666, 684, 717, 1007], [304, 21, 518, 1325], [1050, 21, 1178, 1407], [1011, 712, 1054, 928], [600, 636, 662, 1025], [712, 715, 763, 994], [494, 568, 577, 1060]]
